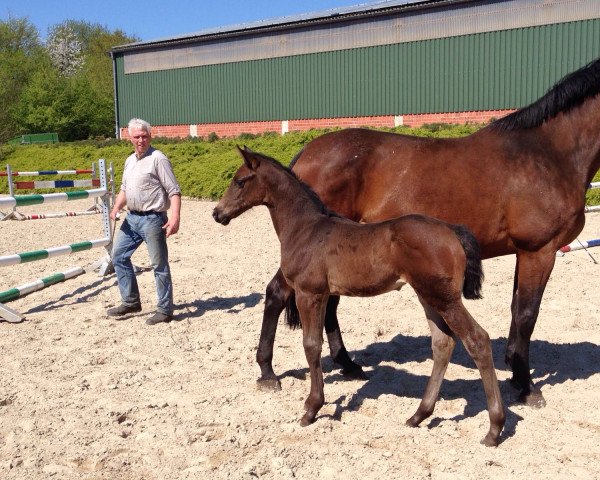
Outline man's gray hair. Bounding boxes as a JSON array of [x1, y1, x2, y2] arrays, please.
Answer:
[[127, 118, 152, 136]]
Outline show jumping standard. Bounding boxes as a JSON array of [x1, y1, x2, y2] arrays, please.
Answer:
[[255, 56, 600, 407], [213, 147, 505, 446]]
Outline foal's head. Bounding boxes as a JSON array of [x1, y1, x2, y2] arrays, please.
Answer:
[[212, 146, 272, 225]]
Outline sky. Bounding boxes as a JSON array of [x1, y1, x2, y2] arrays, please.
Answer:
[[0, 0, 392, 43]]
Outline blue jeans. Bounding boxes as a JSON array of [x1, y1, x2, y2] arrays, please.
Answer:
[[112, 212, 173, 315]]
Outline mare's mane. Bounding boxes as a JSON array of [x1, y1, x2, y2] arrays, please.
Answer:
[[252, 151, 341, 218], [491, 56, 600, 131]]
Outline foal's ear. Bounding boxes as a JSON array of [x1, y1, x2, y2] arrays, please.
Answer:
[[236, 145, 260, 170]]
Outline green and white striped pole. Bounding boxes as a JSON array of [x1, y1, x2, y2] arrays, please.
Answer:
[[0, 238, 111, 267], [0, 188, 107, 209], [0, 266, 84, 303]]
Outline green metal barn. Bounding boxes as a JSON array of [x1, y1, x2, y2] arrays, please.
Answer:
[[110, 0, 600, 138]]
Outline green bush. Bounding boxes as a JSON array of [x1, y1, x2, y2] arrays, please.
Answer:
[[1, 125, 599, 204]]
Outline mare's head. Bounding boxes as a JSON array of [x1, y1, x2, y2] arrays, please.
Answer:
[[212, 146, 271, 225]]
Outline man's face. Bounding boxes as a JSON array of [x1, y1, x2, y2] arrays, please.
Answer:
[[129, 127, 151, 156]]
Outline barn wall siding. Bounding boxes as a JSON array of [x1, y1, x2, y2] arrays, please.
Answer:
[[114, 18, 600, 138]]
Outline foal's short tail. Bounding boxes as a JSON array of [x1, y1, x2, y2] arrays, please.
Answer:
[[285, 292, 302, 329], [450, 224, 484, 300]]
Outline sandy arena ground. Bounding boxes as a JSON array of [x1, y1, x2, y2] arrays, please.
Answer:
[[1, 198, 599, 479]]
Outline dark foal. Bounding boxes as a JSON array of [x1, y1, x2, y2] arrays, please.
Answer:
[[213, 147, 505, 446], [258, 56, 600, 407]]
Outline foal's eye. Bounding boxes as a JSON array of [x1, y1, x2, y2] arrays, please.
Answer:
[[234, 178, 245, 188]]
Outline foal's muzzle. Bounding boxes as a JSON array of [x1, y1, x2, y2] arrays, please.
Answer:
[[212, 208, 230, 225]]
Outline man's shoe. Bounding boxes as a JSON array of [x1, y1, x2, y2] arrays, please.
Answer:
[[107, 303, 142, 317], [146, 312, 173, 325]]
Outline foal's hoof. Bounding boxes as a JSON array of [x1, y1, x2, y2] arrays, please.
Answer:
[[480, 433, 499, 448], [342, 365, 368, 381], [256, 377, 282, 392], [405, 415, 422, 428], [300, 413, 316, 427]]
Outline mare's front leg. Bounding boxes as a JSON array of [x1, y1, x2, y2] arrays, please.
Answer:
[[325, 296, 366, 379], [505, 248, 556, 407], [406, 298, 456, 428], [296, 291, 328, 426], [256, 269, 292, 391]]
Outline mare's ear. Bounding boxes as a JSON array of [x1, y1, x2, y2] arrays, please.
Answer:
[[236, 145, 260, 170]]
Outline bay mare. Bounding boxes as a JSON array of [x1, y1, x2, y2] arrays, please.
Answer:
[[256, 56, 600, 407], [213, 147, 505, 446]]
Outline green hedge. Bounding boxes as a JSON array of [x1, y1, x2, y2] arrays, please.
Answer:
[[2, 124, 599, 204]]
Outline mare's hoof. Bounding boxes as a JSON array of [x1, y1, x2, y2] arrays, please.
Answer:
[[518, 390, 546, 408], [342, 365, 368, 381], [509, 378, 546, 408], [256, 377, 282, 392]]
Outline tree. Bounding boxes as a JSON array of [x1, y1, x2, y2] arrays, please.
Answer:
[[46, 23, 84, 77], [0, 17, 44, 142], [11, 19, 138, 141]]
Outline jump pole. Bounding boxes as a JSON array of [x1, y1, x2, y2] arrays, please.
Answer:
[[0, 159, 114, 322], [556, 238, 600, 256], [0, 267, 85, 304], [1, 164, 103, 221]]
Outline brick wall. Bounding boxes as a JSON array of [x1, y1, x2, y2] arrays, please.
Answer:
[[119, 110, 515, 139], [402, 110, 514, 127]]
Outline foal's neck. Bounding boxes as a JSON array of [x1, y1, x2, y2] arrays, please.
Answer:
[[263, 165, 328, 240]]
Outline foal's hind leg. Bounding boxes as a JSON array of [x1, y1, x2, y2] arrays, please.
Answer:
[[325, 296, 366, 379], [295, 292, 328, 426], [256, 270, 292, 391], [441, 301, 505, 447], [406, 298, 456, 427]]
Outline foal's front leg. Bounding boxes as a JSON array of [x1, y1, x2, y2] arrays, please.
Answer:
[[295, 291, 328, 426]]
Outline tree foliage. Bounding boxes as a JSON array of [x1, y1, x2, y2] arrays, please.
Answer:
[[0, 17, 138, 142]]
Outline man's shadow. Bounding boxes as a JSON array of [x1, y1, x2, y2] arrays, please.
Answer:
[[177, 293, 263, 318]]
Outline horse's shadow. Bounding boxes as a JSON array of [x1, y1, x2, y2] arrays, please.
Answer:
[[279, 333, 600, 441]]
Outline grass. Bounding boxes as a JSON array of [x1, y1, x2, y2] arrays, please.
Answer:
[[1, 123, 599, 204]]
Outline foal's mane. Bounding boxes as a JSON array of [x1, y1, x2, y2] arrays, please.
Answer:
[[491, 56, 600, 131], [254, 151, 341, 218]]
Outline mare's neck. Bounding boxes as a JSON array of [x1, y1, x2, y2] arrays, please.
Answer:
[[542, 93, 600, 185]]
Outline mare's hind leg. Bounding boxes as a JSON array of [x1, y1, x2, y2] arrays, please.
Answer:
[[505, 248, 555, 407], [325, 296, 366, 379], [441, 301, 505, 447], [256, 270, 292, 391], [406, 298, 456, 427], [256, 272, 363, 391]]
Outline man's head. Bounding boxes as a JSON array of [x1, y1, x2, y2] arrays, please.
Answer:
[[128, 118, 152, 157]]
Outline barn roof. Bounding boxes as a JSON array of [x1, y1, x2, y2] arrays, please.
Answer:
[[111, 0, 451, 52]]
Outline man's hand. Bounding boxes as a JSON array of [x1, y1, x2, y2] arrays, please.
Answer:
[[162, 217, 179, 237]]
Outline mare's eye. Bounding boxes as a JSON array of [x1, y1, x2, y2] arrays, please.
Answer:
[[234, 178, 245, 188]]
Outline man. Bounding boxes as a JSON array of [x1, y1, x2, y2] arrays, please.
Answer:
[[107, 118, 181, 325]]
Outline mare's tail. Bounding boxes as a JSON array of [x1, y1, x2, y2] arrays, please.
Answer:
[[450, 224, 484, 300], [284, 292, 302, 329]]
